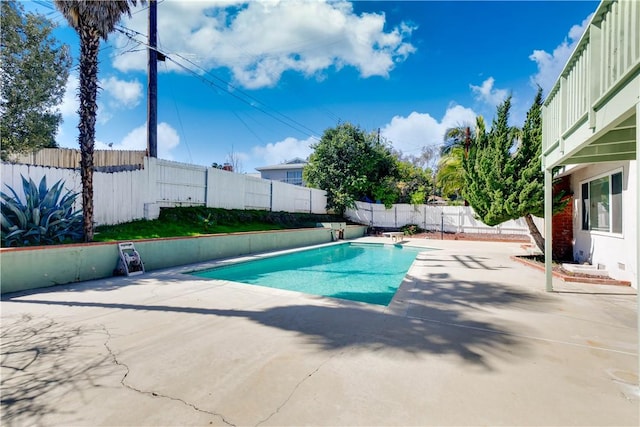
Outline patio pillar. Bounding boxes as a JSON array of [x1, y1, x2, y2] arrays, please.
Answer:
[[636, 99, 639, 387], [544, 162, 554, 292]]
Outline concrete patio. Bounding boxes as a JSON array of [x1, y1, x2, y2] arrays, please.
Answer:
[[1, 238, 637, 426]]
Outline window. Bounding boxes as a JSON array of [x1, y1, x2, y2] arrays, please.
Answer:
[[581, 171, 622, 233], [285, 170, 303, 186]]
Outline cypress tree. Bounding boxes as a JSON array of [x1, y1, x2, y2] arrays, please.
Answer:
[[463, 96, 519, 226], [463, 89, 551, 253], [504, 87, 546, 251]]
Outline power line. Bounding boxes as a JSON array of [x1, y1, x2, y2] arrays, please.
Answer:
[[158, 34, 192, 163], [169, 50, 320, 137], [115, 25, 321, 141], [30, 0, 329, 142]]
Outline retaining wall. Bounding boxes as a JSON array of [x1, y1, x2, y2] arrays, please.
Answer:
[[0, 225, 367, 294]]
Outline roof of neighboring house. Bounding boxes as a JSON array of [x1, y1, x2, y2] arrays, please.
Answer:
[[255, 157, 308, 172]]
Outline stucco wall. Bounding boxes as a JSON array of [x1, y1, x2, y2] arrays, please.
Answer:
[[570, 160, 637, 285]]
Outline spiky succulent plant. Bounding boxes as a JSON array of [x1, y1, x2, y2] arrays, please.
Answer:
[[1, 175, 83, 246]]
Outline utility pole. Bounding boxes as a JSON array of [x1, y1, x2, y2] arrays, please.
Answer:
[[147, 0, 158, 158]]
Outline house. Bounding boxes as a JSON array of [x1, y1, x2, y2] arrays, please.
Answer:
[[255, 158, 307, 186], [541, 0, 639, 290]]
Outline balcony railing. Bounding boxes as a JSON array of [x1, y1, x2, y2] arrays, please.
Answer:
[[543, 0, 640, 155]]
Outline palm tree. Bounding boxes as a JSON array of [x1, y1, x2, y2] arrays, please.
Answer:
[[437, 124, 474, 202], [441, 124, 474, 156], [436, 146, 465, 200], [55, 0, 144, 241]]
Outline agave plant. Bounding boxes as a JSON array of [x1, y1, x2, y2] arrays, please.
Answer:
[[1, 175, 83, 246]]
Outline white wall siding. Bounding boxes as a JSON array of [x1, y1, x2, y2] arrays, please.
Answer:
[[345, 201, 542, 236], [2, 157, 328, 226], [93, 168, 153, 225], [271, 181, 294, 212], [156, 159, 206, 206], [1, 163, 82, 210], [570, 160, 637, 283], [292, 185, 312, 213], [271, 181, 313, 213], [244, 176, 271, 210], [310, 189, 327, 214], [206, 167, 246, 210]]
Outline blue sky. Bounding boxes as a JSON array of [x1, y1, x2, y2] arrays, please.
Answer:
[[28, 0, 598, 173]]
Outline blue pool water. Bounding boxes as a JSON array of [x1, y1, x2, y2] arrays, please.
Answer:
[[191, 243, 429, 305]]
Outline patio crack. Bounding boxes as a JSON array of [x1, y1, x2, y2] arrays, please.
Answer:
[[255, 352, 340, 427], [100, 326, 236, 426]]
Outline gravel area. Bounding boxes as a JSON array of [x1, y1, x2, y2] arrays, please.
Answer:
[[408, 231, 531, 243]]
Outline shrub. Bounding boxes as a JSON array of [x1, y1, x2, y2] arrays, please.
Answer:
[[1, 176, 83, 246], [401, 224, 423, 236]]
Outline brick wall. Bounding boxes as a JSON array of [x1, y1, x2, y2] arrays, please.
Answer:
[[552, 176, 573, 261]]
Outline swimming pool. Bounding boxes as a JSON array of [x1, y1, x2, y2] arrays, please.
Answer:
[[191, 242, 430, 305]]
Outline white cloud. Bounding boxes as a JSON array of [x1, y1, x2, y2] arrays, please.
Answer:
[[470, 77, 508, 107], [58, 74, 141, 126], [250, 136, 315, 168], [59, 74, 79, 119], [529, 13, 593, 94], [380, 105, 477, 155], [111, 0, 416, 89], [96, 101, 112, 125], [95, 122, 180, 159], [101, 76, 143, 108]]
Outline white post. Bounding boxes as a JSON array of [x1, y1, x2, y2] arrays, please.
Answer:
[[635, 99, 639, 386], [544, 163, 554, 292]]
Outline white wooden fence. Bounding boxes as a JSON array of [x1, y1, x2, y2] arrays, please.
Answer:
[[346, 201, 543, 235], [1, 157, 327, 226]]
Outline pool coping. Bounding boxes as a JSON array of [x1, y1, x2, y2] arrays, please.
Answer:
[[165, 240, 439, 307]]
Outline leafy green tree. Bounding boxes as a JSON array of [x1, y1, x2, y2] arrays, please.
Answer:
[[0, 1, 71, 160], [55, 0, 143, 242], [394, 160, 432, 204], [463, 89, 552, 253], [304, 122, 398, 214], [393, 146, 439, 202]]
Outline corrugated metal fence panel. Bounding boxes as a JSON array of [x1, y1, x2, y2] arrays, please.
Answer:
[[346, 202, 539, 235], [244, 176, 271, 210], [156, 159, 206, 206], [206, 168, 246, 209]]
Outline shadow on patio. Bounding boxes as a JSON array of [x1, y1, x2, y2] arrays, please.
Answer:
[[0, 314, 116, 425], [3, 271, 551, 369]]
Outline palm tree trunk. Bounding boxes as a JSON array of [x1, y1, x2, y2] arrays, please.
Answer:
[[525, 213, 545, 255], [78, 28, 100, 242]]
